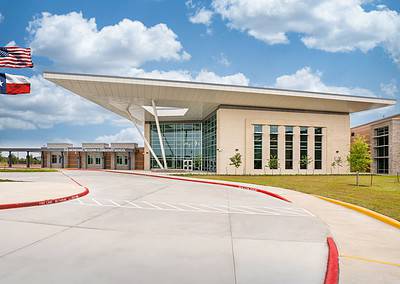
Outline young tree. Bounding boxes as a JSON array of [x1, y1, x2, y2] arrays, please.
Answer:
[[334, 155, 343, 174], [229, 151, 242, 175], [347, 136, 372, 186], [300, 155, 313, 175], [266, 155, 279, 175]]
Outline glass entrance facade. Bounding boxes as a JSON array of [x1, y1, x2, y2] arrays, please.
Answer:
[[149, 112, 216, 172]]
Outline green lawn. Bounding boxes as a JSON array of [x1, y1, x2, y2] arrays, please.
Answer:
[[0, 168, 57, 173], [0, 179, 15, 182], [187, 174, 400, 221]]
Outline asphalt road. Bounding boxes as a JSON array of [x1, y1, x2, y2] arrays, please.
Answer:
[[0, 170, 330, 284]]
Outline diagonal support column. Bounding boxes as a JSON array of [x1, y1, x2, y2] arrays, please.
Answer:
[[152, 100, 168, 169], [126, 108, 164, 169]]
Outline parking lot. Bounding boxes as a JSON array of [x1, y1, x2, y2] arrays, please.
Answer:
[[0, 170, 330, 284]]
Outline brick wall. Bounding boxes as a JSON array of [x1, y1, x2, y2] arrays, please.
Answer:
[[135, 148, 144, 170]]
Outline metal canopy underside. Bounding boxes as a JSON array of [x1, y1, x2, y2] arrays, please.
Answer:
[[43, 72, 396, 122]]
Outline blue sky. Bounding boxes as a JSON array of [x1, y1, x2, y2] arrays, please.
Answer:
[[0, 0, 399, 147]]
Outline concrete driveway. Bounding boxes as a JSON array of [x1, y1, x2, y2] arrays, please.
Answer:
[[0, 170, 330, 284]]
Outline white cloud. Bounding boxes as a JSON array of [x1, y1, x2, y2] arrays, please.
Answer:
[[212, 0, 400, 65], [0, 13, 4, 23], [130, 68, 249, 85], [0, 75, 122, 130], [27, 12, 190, 73], [274, 66, 375, 97], [5, 40, 16, 47], [95, 128, 141, 144], [215, 52, 231, 66], [380, 81, 398, 98], [189, 8, 214, 26]]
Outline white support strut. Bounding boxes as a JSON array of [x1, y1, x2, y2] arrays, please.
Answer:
[[126, 108, 164, 169], [152, 100, 168, 169]]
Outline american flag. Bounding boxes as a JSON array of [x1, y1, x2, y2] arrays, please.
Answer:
[[0, 46, 33, 68]]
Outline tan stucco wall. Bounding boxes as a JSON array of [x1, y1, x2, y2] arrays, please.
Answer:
[[216, 107, 350, 175]]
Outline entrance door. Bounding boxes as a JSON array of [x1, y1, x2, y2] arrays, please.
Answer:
[[183, 160, 193, 171]]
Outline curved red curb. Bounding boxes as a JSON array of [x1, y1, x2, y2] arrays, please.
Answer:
[[104, 170, 291, 203], [0, 172, 89, 210], [324, 237, 339, 284]]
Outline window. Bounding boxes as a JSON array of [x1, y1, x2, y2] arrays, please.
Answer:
[[269, 125, 278, 169], [124, 156, 128, 165], [253, 124, 263, 169], [95, 157, 101, 165], [51, 155, 57, 164], [58, 155, 63, 163], [116, 155, 123, 165], [314, 128, 323, 170], [285, 126, 293, 169], [300, 127, 308, 169], [374, 126, 389, 174], [87, 155, 93, 165]]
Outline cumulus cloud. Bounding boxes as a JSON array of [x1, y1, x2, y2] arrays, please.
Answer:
[[211, 0, 400, 65], [274, 66, 375, 97], [27, 12, 190, 73], [380, 81, 398, 98], [95, 128, 141, 144], [130, 68, 249, 85], [189, 8, 214, 26], [0, 75, 122, 130]]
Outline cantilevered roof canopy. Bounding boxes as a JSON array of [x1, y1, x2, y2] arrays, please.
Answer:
[[43, 71, 396, 122]]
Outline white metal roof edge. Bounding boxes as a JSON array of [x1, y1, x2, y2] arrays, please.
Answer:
[[43, 71, 396, 106]]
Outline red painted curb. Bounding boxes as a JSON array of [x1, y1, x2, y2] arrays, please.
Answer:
[[0, 172, 89, 210], [324, 237, 339, 284], [103, 170, 291, 203]]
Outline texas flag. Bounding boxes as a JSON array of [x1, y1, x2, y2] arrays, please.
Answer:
[[0, 73, 30, 95]]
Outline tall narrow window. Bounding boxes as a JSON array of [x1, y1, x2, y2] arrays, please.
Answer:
[[374, 126, 389, 174], [314, 128, 323, 170], [269, 125, 278, 169], [285, 126, 293, 169], [300, 127, 308, 169], [253, 124, 263, 169]]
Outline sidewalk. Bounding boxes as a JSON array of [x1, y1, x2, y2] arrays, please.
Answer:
[[0, 171, 88, 208]]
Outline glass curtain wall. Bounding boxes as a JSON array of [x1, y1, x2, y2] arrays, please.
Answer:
[[202, 112, 217, 172], [150, 122, 202, 170], [374, 126, 389, 174], [149, 112, 217, 172]]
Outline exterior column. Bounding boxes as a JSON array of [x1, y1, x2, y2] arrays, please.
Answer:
[[152, 100, 167, 169], [26, 151, 30, 168], [128, 152, 132, 170], [47, 152, 51, 168], [61, 152, 65, 168], [127, 109, 164, 169], [41, 151, 45, 168], [293, 126, 301, 174], [278, 126, 285, 174], [8, 151, 12, 168]]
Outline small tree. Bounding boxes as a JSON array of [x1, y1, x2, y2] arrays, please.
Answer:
[[334, 155, 343, 174], [347, 136, 372, 186], [229, 151, 242, 175], [300, 155, 313, 175], [266, 155, 279, 175]]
